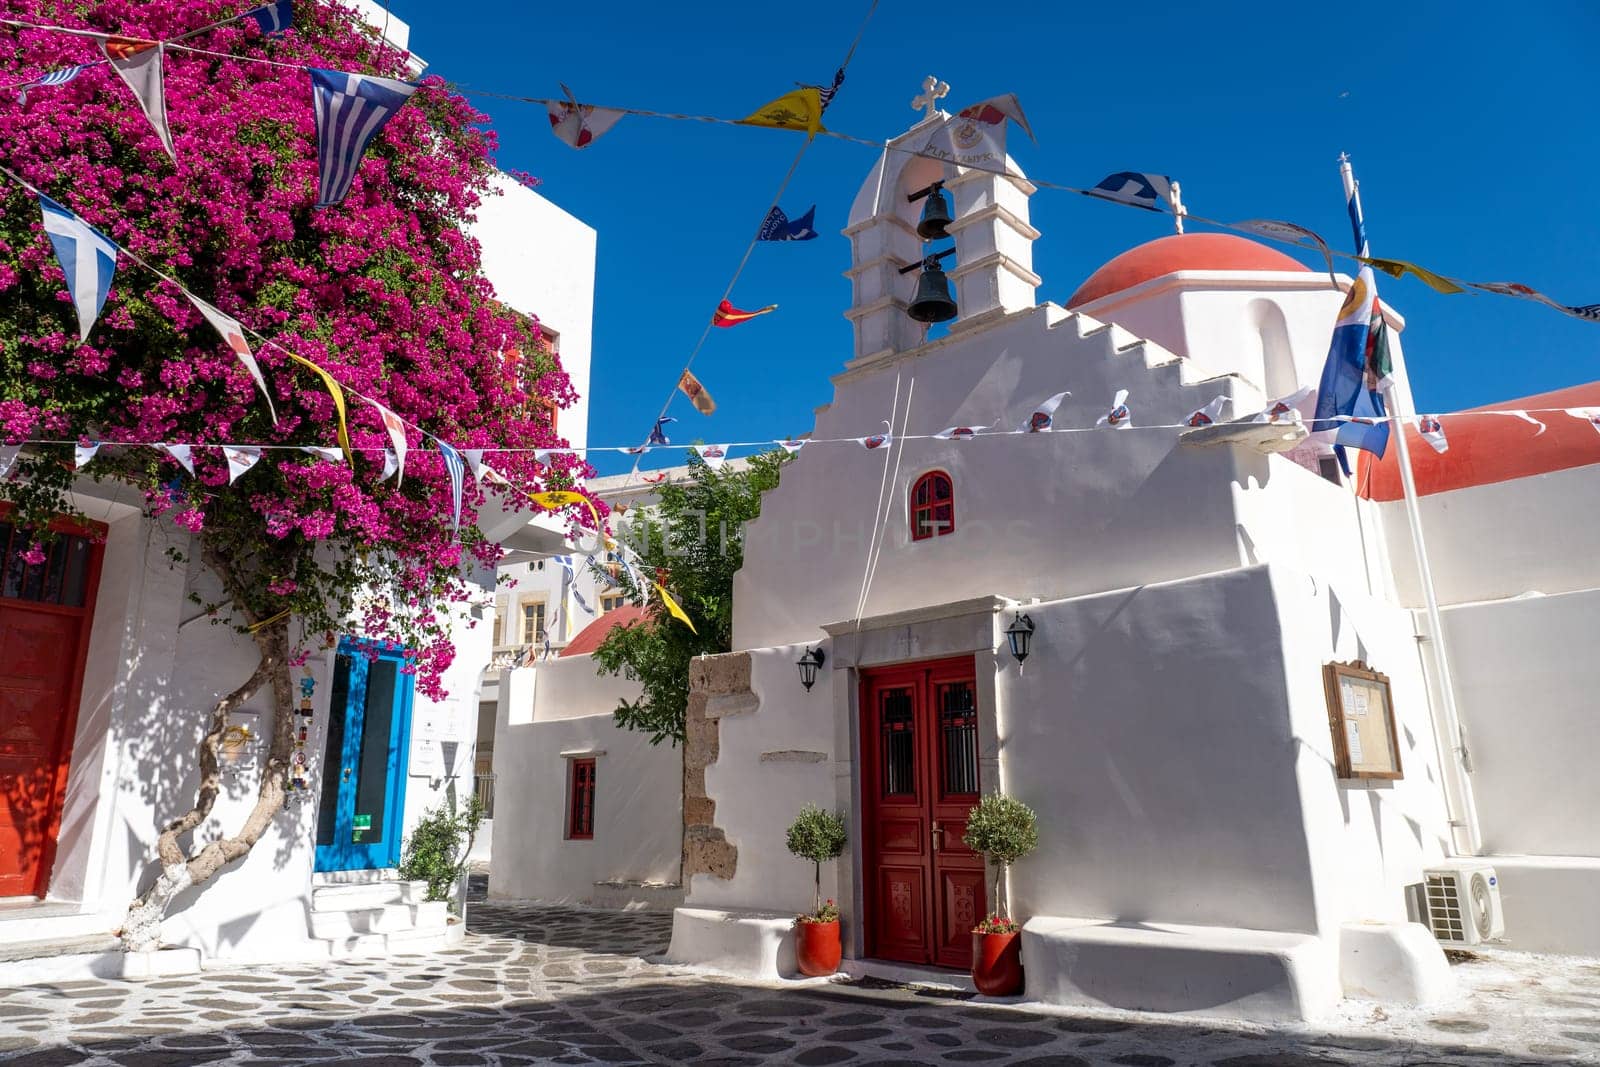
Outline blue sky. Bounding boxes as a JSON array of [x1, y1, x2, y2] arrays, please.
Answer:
[[401, 1, 1599, 475]]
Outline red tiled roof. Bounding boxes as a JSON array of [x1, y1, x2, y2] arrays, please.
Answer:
[[559, 603, 649, 657]]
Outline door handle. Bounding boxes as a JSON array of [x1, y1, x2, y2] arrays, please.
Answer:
[[343, 767, 352, 781], [931, 819, 943, 852]]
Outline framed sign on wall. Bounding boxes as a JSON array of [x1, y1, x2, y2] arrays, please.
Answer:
[[1322, 660, 1403, 780]]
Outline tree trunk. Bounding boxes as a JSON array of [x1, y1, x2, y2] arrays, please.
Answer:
[[120, 617, 294, 952]]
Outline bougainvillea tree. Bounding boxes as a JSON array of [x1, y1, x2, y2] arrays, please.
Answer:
[[0, 0, 596, 948]]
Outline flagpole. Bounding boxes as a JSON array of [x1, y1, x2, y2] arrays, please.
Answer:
[[1340, 155, 1482, 856]]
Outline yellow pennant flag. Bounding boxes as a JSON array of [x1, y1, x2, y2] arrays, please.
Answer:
[[654, 581, 698, 634], [530, 489, 603, 532], [1358, 255, 1465, 295], [286, 354, 353, 462], [739, 86, 823, 138]]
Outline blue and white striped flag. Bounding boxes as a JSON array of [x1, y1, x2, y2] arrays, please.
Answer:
[[18, 64, 86, 105], [308, 68, 418, 209], [437, 441, 465, 531], [1087, 171, 1174, 211], [38, 195, 118, 342], [246, 0, 293, 34]]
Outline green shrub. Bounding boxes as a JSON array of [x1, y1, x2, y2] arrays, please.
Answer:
[[963, 793, 1039, 924], [785, 805, 847, 920], [397, 796, 484, 909]]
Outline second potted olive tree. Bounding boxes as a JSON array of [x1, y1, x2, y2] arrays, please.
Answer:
[[786, 804, 848, 977], [963, 792, 1039, 996]]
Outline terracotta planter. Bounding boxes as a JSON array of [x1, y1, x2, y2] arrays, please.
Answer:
[[795, 919, 842, 976], [972, 930, 1024, 996]]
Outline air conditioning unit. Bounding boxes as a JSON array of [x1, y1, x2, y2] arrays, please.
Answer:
[[1422, 862, 1504, 945]]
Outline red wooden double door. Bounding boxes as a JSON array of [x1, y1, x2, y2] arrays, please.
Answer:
[[859, 656, 985, 969]]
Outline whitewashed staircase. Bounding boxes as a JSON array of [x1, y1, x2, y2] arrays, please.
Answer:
[[308, 870, 463, 958]]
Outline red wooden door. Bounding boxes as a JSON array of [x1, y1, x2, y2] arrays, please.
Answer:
[[860, 656, 984, 969], [0, 517, 103, 898]]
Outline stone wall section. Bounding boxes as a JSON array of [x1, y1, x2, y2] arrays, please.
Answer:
[[683, 652, 757, 882]]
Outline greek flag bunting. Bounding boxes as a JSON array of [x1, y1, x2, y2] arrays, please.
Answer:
[[18, 64, 86, 105], [245, 0, 293, 34], [438, 441, 465, 531], [38, 194, 118, 342], [1087, 172, 1174, 211], [309, 68, 418, 208]]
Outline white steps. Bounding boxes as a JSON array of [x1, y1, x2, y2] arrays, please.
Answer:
[[307, 877, 456, 959]]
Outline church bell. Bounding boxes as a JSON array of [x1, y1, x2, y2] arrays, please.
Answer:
[[916, 185, 952, 240], [907, 256, 958, 323]]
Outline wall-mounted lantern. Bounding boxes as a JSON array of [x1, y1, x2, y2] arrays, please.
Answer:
[[796, 647, 827, 692], [1004, 613, 1035, 664]]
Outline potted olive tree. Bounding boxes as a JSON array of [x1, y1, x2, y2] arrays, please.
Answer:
[[963, 792, 1039, 996], [786, 804, 847, 977]]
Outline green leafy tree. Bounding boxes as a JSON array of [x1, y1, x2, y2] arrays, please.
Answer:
[[963, 793, 1039, 924], [590, 451, 787, 744], [397, 796, 485, 910], [786, 804, 847, 919]]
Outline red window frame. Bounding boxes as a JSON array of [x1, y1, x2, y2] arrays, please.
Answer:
[[567, 758, 595, 840], [910, 471, 955, 541]]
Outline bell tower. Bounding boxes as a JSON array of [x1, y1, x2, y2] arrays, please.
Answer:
[[843, 78, 1040, 362]]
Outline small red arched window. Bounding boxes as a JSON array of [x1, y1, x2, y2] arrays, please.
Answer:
[[910, 471, 955, 541]]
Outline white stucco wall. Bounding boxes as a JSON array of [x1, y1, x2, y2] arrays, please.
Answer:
[[1440, 587, 1600, 857], [489, 657, 680, 903]]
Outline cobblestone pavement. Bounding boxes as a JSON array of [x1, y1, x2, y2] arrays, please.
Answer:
[[2, 897, 1598, 1066]]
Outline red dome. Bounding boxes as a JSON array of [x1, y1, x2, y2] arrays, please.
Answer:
[[560, 604, 648, 657], [1358, 381, 1600, 501], [1067, 233, 1311, 308]]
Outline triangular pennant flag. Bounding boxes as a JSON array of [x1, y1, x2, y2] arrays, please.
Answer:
[[0, 445, 22, 479], [757, 205, 819, 242], [955, 93, 1036, 142], [73, 441, 101, 469], [739, 86, 823, 138], [1182, 396, 1229, 428], [857, 433, 892, 451], [693, 444, 729, 471], [1096, 389, 1132, 429], [546, 83, 624, 149], [646, 416, 675, 446], [1502, 410, 1547, 437], [654, 581, 698, 633], [933, 424, 987, 441], [1088, 172, 1174, 211], [222, 445, 262, 483], [285, 353, 351, 460], [37, 194, 117, 342], [379, 447, 399, 482], [245, 0, 293, 34], [678, 369, 716, 415], [301, 445, 343, 463], [162, 443, 195, 475], [1358, 255, 1465, 296], [366, 398, 409, 484], [532, 448, 555, 465], [187, 294, 278, 424], [437, 441, 465, 532], [642, 472, 669, 484], [463, 448, 486, 482], [774, 439, 807, 454], [712, 300, 777, 328], [308, 68, 418, 209], [923, 93, 1032, 170], [571, 585, 594, 615], [102, 39, 175, 160], [1565, 408, 1600, 436], [1019, 390, 1071, 433], [1415, 415, 1449, 454], [1256, 386, 1315, 424], [1234, 219, 1339, 287]]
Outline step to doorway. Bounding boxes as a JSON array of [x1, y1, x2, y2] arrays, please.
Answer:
[[839, 957, 977, 995], [307, 876, 457, 959]]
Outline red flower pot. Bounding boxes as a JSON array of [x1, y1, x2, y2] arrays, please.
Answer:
[[972, 930, 1024, 996], [795, 919, 841, 977]]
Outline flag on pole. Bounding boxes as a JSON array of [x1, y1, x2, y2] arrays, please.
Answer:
[[17, 64, 86, 105], [1182, 396, 1229, 428], [739, 86, 824, 137], [546, 83, 624, 149], [1087, 172, 1174, 211], [757, 205, 818, 241], [308, 68, 418, 208], [1415, 415, 1449, 453], [678, 369, 716, 415], [712, 300, 777, 327], [646, 416, 675, 446], [187, 294, 279, 424], [102, 39, 175, 160], [437, 441, 465, 532], [1096, 389, 1132, 429], [934, 424, 987, 440], [367, 397, 409, 484], [1312, 265, 1391, 473], [693, 444, 729, 470], [223, 445, 262, 483], [37, 194, 117, 342], [245, 0, 293, 34], [74, 442, 101, 469], [163, 443, 195, 475], [1019, 390, 1071, 432]]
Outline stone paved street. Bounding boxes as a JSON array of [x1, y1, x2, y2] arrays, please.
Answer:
[[2, 897, 1599, 1066]]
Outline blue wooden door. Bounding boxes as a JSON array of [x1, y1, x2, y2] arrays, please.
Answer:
[[313, 641, 414, 872]]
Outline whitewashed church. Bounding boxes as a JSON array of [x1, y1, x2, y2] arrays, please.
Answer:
[[623, 105, 1600, 1021]]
